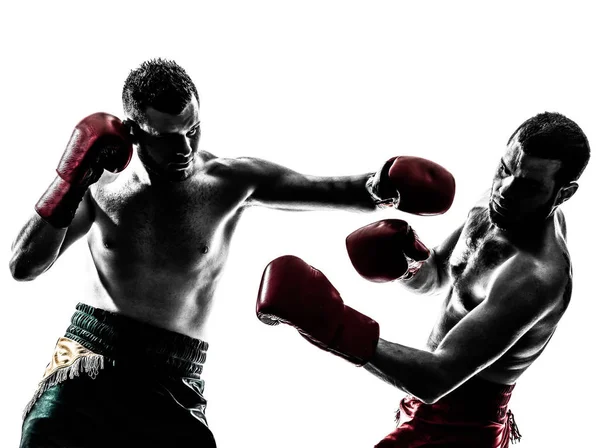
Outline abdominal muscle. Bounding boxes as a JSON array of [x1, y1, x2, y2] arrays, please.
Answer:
[[84, 245, 226, 341], [78, 156, 250, 341]]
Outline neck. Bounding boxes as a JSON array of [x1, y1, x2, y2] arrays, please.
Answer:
[[493, 212, 555, 248], [135, 147, 194, 186]]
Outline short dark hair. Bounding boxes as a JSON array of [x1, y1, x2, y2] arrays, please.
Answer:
[[507, 112, 590, 184], [122, 58, 199, 123]]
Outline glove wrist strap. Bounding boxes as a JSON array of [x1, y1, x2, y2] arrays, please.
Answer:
[[365, 174, 400, 209], [398, 259, 425, 281], [35, 175, 88, 228]]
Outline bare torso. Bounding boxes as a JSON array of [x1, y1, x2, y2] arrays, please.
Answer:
[[426, 201, 572, 384], [85, 152, 251, 340]]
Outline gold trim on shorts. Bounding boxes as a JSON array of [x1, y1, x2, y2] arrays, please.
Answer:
[[23, 337, 105, 419]]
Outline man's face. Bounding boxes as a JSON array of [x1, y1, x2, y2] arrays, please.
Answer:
[[489, 134, 563, 231], [134, 96, 201, 181]]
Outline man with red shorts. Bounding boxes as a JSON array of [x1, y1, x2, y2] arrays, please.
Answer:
[[10, 58, 455, 447], [256, 112, 590, 447]]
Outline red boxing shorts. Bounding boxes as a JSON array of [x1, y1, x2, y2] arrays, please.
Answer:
[[375, 377, 521, 447]]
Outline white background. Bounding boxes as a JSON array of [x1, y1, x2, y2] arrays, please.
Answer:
[[1, 1, 598, 447]]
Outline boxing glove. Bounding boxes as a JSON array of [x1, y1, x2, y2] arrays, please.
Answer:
[[256, 255, 380, 366], [35, 113, 133, 228], [367, 156, 455, 215], [346, 219, 430, 282]]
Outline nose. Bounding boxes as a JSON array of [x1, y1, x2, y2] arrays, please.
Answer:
[[174, 135, 193, 159], [497, 176, 515, 200]]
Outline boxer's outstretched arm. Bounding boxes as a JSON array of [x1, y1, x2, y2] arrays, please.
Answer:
[[364, 254, 565, 403], [9, 190, 94, 281], [229, 157, 377, 212]]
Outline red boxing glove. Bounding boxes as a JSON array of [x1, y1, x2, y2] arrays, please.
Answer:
[[256, 255, 380, 366], [367, 156, 455, 215], [35, 113, 133, 228], [346, 219, 430, 283]]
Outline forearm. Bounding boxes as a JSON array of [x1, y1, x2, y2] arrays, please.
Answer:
[[364, 338, 449, 404], [253, 172, 377, 212], [9, 213, 68, 281]]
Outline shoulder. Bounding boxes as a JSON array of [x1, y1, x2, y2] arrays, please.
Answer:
[[515, 250, 567, 283], [203, 153, 242, 177], [204, 155, 251, 170], [481, 254, 564, 326], [498, 248, 570, 310], [204, 156, 276, 179]]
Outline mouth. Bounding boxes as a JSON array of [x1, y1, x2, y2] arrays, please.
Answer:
[[168, 158, 193, 170], [491, 199, 512, 217], [493, 199, 506, 210]]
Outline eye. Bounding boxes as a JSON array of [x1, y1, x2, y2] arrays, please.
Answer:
[[187, 126, 200, 137], [497, 161, 510, 176]]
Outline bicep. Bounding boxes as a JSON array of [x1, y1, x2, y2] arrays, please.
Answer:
[[211, 157, 297, 202], [237, 157, 372, 209], [239, 157, 311, 202]]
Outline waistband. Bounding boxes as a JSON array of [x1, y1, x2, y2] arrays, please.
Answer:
[[398, 376, 516, 424], [438, 376, 515, 408], [65, 303, 209, 379], [396, 377, 521, 442]]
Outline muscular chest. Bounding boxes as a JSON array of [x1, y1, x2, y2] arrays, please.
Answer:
[[89, 173, 245, 268], [448, 208, 516, 311]]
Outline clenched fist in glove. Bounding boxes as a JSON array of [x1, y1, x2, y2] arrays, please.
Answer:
[[367, 156, 455, 215], [256, 255, 380, 366], [346, 219, 430, 282], [35, 113, 133, 228]]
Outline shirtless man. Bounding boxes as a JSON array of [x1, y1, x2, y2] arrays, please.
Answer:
[[9, 58, 455, 448], [256, 111, 590, 447]]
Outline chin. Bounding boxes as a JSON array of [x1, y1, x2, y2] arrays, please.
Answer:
[[488, 211, 512, 231], [488, 203, 520, 231], [168, 170, 193, 182], [160, 163, 194, 182], [490, 207, 552, 235]]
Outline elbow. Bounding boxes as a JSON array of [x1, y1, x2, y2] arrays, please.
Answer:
[[415, 373, 466, 405], [405, 384, 445, 405], [402, 362, 453, 405], [408, 385, 452, 405], [419, 376, 466, 404], [418, 391, 445, 405], [9, 254, 43, 282]]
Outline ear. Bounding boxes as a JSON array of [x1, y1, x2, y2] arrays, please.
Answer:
[[555, 181, 578, 206]]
